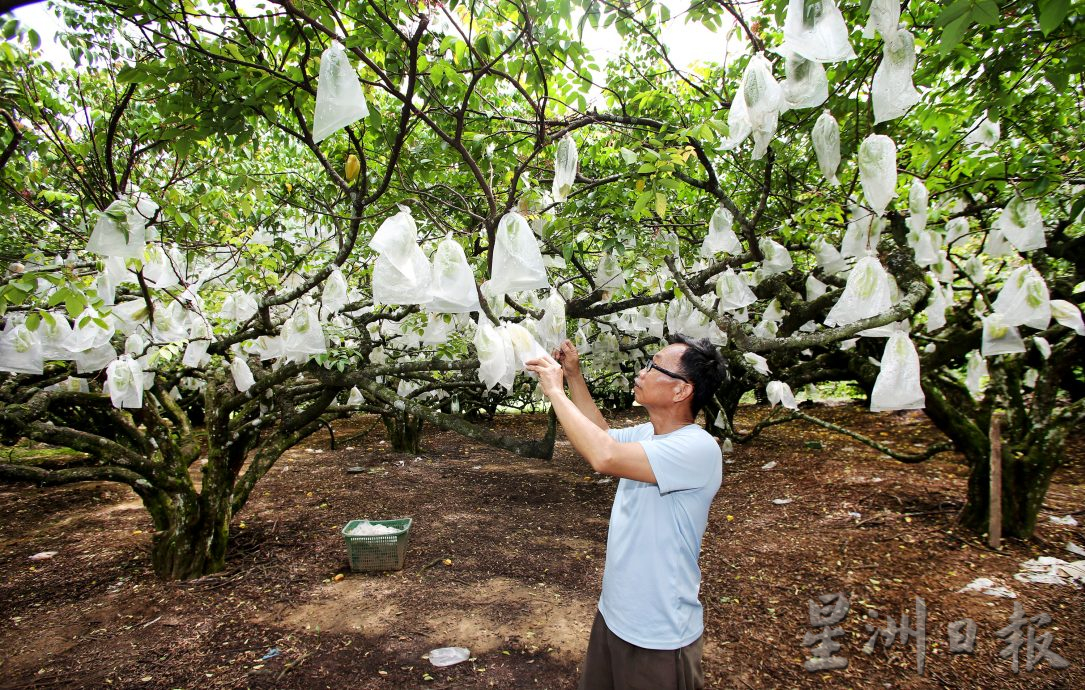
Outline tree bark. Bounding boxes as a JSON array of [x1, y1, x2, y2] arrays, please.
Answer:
[[383, 411, 425, 454]]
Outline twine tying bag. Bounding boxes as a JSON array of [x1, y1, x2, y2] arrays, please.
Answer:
[[858, 134, 897, 216], [715, 269, 758, 311], [982, 313, 1026, 356], [474, 319, 516, 392], [105, 355, 145, 409], [702, 206, 742, 256], [230, 356, 255, 393], [871, 29, 921, 124], [782, 0, 855, 63], [758, 237, 793, 276], [812, 110, 841, 186], [428, 234, 481, 314], [825, 256, 892, 327], [863, 0, 900, 41], [312, 42, 369, 143], [767, 380, 798, 409], [993, 266, 1050, 330], [870, 331, 925, 412], [726, 54, 782, 160], [489, 211, 549, 294], [780, 51, 828, 110], [0, 323, 44, 375], [552, 135, 578, 202], [87, 200, 147, 259], [994, 197, 1046, 253]]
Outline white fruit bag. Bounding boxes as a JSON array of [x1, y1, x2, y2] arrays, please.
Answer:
[[811, 109, 841, 185], [964, 114, 1000, 147], [716, 269, 758, 311], [870, 332, 925, 412], [944, 217, 970, 246], [373, 252, 432, 306], [871, 29, 921, 124], [312, 41, 368, 143], [105, 355, 145, 409], [983, 228, 1014, 258], [842, 204, 883, 258], [726, 54, 783, 159], [782, 0, 856, 63], [538, 289, 567, 352], [992, 266, 1050, 330], [909, 229, 940, 267], [86, 200, 147, 259], [474, 319, 516, 391], [766, 380, 798, 409], [552, 134, 578, 202], [346, 386, 364, 406], [759, 237, 794, 276], [230, 356, 256, 393], [982, 313, 1026, 356], [67, 308, 115, 353], [806, 274, 828, 301], [428, 234, 481, 313], [490, 211, 549, 294], [370, 207, 423, 279], [1050, 300, 1085, 335], [75, 343, 116, 374], [780, 51, 828, 110], [923, 281, 949, 332], [0, 322, 44, 374], [858, 134, 897, 216], [142, 243, 180, 289], [863, 0, 900, 41], [965, 350, 987, 399], [281, 304, 327, 363], [321, 266, 350, 314], [504, 322, 549, 366], [743, 352, 771, 376], [39, 313, 74, 361], [907, 178, 928, 233], [825, 256, 892, 327], [702, 206, 742, 256], [594, 251, 625, 294], [994, 197, 1046, 252], [220, 291, 259, 322], [814, 237, 847, 275]]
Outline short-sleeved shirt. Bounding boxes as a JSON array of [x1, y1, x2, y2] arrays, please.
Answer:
[[597, 422, 723, 650]]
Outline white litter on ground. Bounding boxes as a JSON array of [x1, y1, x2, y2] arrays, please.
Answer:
[[28, 551, 58, 561], [346, 522, 401, 537], [772, 498, 793, 505], [1048, 515, 1079, 526], [1014, 557, 1085, 587], [761, 461, 777, 470], [1067, 542, 1085, 558], [957, 577, 1017, 599], [427, 647, 470, 667]]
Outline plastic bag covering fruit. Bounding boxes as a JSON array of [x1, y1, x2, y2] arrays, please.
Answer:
[[841, 204, 883, 258], [426, 234, 480, 313], [230, 356, 255, 393], [702, 206, 742, 256], [280, 304, 327, 363], [142, 244, 180, 289], [0, 323, 43, 374], [863, 0, 900, 41], [758, 237, 793, 276], [182, 319, 211, 368], [994, 197, 1046, 253], [825, 256, 892, 327], [594, 251, 625, 294], [871, 29, 921, 124], [806, 275, 828, 301], [552, 134, 578, 202], [779, 51, 828, 110], [981, 313, 1026, 357], [489, 211, 549, 294], [474, 319, 516, 392], [743, 352, 771, 376], [725, 54, 783, 160], [1050, 300, 1085, 335], [66, 308, 115, 353], [370, 207, 422, 280], [321, 266, 349, 314], [870, 331, 925, 412], [964, 114, 1000, 148], [370, 208, 432, 306], [346, 386, 364, 406], [504, 322, 549, 366], [715, 269, 758, 311], [858, 134, 897, 216], [923, 280, 949, 332], [908, 227, 939, 268], [811, 110, 840, 186], [220, 291, 259, 322], [767, 380, 798, 409], [983, 227, 1014, 258], [781, 0, 856, 63], [87, 200, 147, 259], [312, 42, 368, 143], [907, 178, 928, 233], [106, 355, 145, 409], [944, 217, 969, 247], [993, 266, 1050, 330], [38, 313, 74, 361], [965, 350, 988, 399], [814, 237, 847, 274], [537, 289, 567, 353]]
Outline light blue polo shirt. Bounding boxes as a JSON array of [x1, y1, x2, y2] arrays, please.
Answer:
[[598, 422, 723, 650]]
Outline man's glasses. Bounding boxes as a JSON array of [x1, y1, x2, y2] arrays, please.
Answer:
[[642, 360, 690, 383]]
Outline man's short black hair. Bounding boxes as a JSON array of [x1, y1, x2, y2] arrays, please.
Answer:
[[667, 333, 730, 417]]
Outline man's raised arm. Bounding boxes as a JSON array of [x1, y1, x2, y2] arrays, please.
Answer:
[[554, 340, 608, 431]]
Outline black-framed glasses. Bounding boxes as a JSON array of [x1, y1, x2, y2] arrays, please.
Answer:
[[643, 360, 690, 383]]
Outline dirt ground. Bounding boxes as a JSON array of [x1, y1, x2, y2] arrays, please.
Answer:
[[1, 402, 1083, 689]]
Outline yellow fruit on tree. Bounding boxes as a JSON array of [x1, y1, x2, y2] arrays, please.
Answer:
[[345, 154, 360, 182]]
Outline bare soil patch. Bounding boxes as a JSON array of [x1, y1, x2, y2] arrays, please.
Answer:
[[0, 403, 1082, 689]]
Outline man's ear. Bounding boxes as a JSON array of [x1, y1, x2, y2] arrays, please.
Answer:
[[673, 381, 694, 405]]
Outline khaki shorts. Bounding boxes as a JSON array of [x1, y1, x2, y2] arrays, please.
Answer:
[[577, 609, 705, 690]]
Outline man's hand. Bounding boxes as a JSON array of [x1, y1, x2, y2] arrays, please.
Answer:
[[525, 354, 564, 398], [552, 339, 581, 379]]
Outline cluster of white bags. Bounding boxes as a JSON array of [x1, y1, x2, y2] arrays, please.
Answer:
[[870, 331, 925, 411], [858, 134, 897, 216], [427, 234, 481, 313], [472, 318, 548, 392], [552, 135, 578, 202], [702, 206, 742, 257], [781, 0, 855, 63], [312, 42, 369, 143], [369, 207, 433, 305], [488, 211, 549, 294], [726, 54, 783, 160]]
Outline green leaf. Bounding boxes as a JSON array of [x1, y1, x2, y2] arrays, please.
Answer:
[[654, 192, 667, 219], [1038, 0, 1070, 35], [632, 190, 653, 218], [2, 19, 18, 40], [938, 13, 972, 55], [935, 0, 972, 28], [973, 0, 1000, 26], [27, 28, 40, 50]]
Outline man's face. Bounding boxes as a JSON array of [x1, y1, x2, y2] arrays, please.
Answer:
[[633, 344, 692, 407]]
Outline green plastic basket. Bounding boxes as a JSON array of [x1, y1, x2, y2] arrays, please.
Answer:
[[341, 518, 412, 572]]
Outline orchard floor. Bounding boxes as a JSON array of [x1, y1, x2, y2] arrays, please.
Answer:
[[1, 403, 1083, 690]]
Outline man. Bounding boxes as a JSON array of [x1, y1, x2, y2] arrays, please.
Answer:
[[525, 334, 729, 690]]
